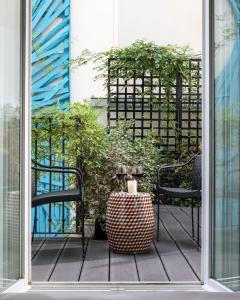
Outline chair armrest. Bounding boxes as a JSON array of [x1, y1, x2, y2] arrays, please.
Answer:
[[32, 160, 84, 197], [157, 155, 197, 188], [32, 159, 83, 178]]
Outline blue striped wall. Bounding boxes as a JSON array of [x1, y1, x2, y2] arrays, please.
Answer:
[[32, 0, 70, 111], [32, 0, 71, 235]]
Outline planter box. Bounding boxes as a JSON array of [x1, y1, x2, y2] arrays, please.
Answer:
[[84, 219, 95, 238]]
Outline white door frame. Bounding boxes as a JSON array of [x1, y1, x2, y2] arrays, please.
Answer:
[[4, 0, 235, 293], [202, 0, 233, 292], [21, 0, 32, 289], [1, 0, 31, 294], [201, 0, 211, 288]]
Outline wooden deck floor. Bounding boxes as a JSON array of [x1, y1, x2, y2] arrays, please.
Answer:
[[32, 205, 201, 282]]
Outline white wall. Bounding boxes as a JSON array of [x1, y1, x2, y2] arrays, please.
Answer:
[[118, 0, 202, 50], [71, 0, 202, 102], [71, 0, 116, 102]]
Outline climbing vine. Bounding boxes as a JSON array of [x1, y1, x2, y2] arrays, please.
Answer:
[[71, 40, 200, 99]]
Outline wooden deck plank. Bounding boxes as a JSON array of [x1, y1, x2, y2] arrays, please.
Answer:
[[135, 243, 169, 282], [32, 238, 45, 260], [80, 240, 109, 282], [180, 206, 202, 227], [110, 250, 139, 282], [50, 238, 83, 282], [32, 206, 201, 283], [166, 206, 201, 242], [32, 238, 66, 282], [154, 221, 199, 282], [159, 206, 201, 279]]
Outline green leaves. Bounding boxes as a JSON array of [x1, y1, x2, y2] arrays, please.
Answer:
[[32, 102, 161, 219], [104, 121, 160, 196], [72, 40, 200, 100]]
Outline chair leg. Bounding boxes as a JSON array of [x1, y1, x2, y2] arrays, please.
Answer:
[[197, 199, 200, 248], [32, 221, 36, 243], [157, 196, 160, 241], [191, 198, 195, 238], [81, 199, 85, 259], [32, 207, 37, 243]]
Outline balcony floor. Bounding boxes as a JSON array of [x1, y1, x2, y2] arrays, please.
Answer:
[[32, 205, 201, 282]]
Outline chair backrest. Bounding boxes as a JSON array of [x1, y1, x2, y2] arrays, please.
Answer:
[[192, 155, 201, 190]]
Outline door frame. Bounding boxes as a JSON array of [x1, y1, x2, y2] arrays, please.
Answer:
[[4, 0, 235, 293], [21, 0, 32, 289], [202, 0, 212, 288], [202, 0, 234, 292], [1, 0, 31, 293]]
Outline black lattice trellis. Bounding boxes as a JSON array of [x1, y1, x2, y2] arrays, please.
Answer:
[[107, 59, 201, 153]]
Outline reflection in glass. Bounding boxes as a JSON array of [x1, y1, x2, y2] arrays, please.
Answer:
[[0, 0, 21, 289], [213, 0, 240, 291]]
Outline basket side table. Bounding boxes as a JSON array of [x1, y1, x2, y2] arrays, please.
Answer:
[[106, 192, 154, 254]]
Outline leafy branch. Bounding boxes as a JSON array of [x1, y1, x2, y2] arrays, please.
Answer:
[[71, 40, 200, 99]]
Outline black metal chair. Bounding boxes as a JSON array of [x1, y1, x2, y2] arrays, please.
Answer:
[[156, 155, 201, 247], [31, 160, 86, 258]]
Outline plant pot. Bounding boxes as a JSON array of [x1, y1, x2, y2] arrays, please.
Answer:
[[84, 219, 95, 238], [94, 218, 108, 240]]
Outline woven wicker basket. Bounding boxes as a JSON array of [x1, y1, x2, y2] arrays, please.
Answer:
[[106, 192, 154, 254]]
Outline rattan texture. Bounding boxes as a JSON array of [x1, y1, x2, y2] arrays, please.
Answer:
[[106, 192, 154, 254]]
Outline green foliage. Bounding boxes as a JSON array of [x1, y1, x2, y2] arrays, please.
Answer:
[[32, 102, 106, 173], [32, 102, 160, 218], [71, 40, 200, 99], [105, 121, 161, 194], [33, 41, 201, 214]]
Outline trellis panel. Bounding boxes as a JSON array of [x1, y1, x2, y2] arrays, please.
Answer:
[[108, 59, 202, 154]]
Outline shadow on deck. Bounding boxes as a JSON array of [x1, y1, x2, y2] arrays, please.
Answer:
[[32, 205, 201, 282]]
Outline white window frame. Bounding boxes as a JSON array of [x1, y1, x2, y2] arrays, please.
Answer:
[[202, 0, 234, 292], [22, 0, 32, 290], [3, 0, 235, 293], [3, 0, 32, 293]]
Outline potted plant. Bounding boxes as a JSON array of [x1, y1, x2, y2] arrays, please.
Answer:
[[94, 217, 107, 240], [32, 103, 161, 240]]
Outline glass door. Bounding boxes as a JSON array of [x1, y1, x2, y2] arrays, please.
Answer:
[[213, 0, 240, 291], [0, 0, 22, 290]]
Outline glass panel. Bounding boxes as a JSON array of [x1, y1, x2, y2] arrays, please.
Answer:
[[213, 0, 240, 291], [0, 0, 21, 289]]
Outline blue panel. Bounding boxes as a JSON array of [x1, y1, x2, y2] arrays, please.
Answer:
[[32, 0, 70, 111], [32, 0, 71, 235]]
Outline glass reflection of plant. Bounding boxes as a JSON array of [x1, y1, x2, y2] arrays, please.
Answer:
[[215, 9, 240, 51]]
